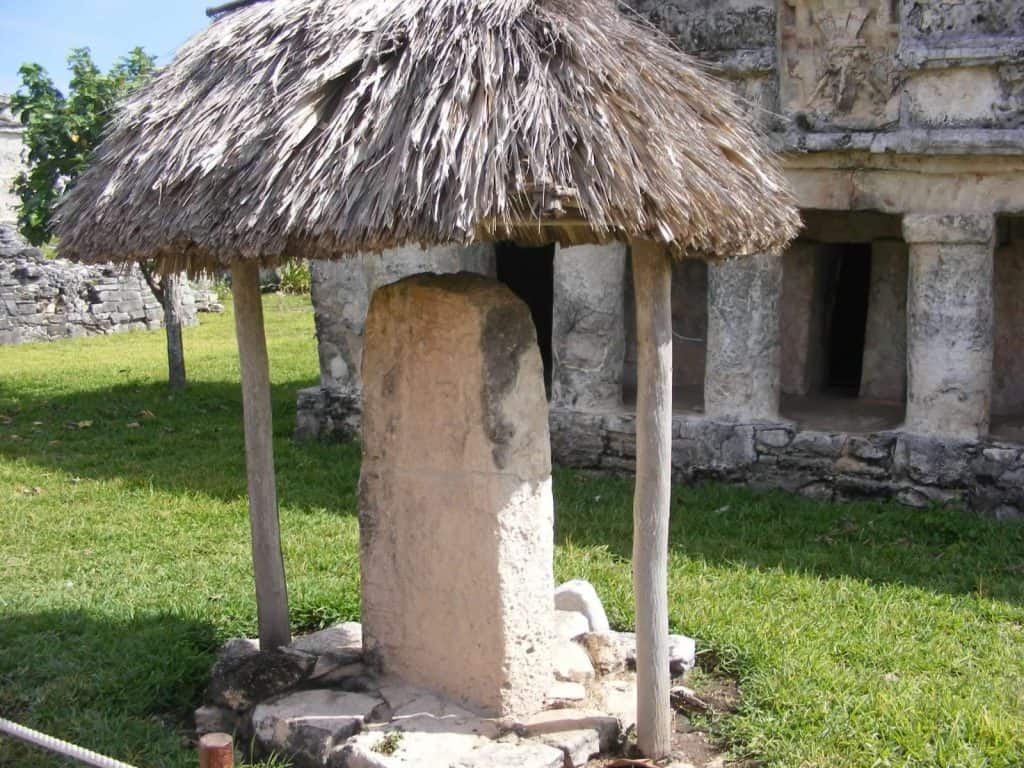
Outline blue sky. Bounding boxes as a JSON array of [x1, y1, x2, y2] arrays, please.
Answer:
[[0, 1, 214, 95]]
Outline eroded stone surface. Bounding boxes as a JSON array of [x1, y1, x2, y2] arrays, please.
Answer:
[[552, 639, 596, 684], [208, 648, 316, 712], [451, 739, 566, 768], [360, 274, 554, 717], [515, 709, 619, 753], [251, 689, 382, 768]]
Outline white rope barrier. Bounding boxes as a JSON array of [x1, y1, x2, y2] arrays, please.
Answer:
[[0, 716, 140, 768]]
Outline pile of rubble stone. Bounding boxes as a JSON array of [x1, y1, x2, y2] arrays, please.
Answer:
[[195, 581, 696, 768]]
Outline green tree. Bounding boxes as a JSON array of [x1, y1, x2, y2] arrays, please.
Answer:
[[11, 48, 187, 390], [10, 47, 156, 245]]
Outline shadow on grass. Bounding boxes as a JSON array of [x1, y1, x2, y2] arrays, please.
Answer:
[[0, 610, 218, 768], [553, 468, 1024, 607], [3, 376, 1022, 607], [0, 379, 360, 518]]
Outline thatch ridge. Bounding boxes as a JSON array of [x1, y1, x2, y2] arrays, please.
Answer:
[[58, 0, 799, 272]]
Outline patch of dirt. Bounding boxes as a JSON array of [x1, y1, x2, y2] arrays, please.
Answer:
[[587, 674, 753, 768]]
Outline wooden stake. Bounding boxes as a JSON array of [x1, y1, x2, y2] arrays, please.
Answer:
[[231, 260, 291, 650], [199, 733, 234, 768], [631, 241, 673, 759]]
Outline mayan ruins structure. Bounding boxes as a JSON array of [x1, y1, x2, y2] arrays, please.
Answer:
[[296, 1, 1024, 518]]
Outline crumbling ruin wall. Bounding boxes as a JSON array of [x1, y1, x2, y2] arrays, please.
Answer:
[[0, 226, 219, 345]]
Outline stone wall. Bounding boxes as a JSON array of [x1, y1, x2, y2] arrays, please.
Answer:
[[550, 408, 1024, 520], [0, 225, 220, 345]]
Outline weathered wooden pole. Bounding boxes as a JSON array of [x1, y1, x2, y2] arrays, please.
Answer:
[[631, 240, 673, 759], [231, 260, 291, 650], [164, 273, 187, 390], [199, 733, 234, 768]]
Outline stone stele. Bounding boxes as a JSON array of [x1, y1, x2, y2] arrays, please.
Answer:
[[359, 272, 555, 718]]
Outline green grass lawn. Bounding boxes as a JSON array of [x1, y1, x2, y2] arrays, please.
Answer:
[[1, 295, 1022, 768]]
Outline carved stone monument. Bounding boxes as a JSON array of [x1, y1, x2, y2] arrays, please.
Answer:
[[359, 273, 555, 717], [780, 0, 901, 129]]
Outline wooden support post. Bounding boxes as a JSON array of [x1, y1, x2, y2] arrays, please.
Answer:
[[199, 733, 234, 768], [231, 260, 291, 650], [631, 241, 673, 759]]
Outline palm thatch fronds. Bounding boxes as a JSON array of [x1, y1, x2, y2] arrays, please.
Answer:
[[57, 0, 799, 272]]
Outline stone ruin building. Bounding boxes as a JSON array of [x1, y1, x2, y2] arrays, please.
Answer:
[[0, 95, 223, 345], [297, 0, 1024, 518]]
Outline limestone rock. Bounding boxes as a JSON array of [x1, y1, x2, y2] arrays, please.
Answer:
[[552, 639, 595, 684], [537, 729, 602, 768], [599, 678, 637, 732], [554, 611, 590, 641], [514, 709, 619, 753], [579, 632, 631, 675], [553, 581, 610, 633], [579, 631, 696, 677], [251, 689, 382, 768], [292, 622, 363, 662], [452, 739, 566, 768], [545, 681, 587, 708], [360, 274, 554, 718], [207, 648, 316, 711]]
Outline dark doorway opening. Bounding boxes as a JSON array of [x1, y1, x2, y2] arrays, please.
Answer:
[[496, 242, 555, 397], [826, 244, 872, 393]]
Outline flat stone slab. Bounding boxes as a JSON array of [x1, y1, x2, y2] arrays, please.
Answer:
[[514, 708, 619, 753], [252, 689, 383, 768], [545, 681, 587, 708], [452, 739, 566, 768]]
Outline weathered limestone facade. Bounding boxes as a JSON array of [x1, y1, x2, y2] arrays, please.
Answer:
[[0, 96, 22, 227], [300, 1, 1024, 518]]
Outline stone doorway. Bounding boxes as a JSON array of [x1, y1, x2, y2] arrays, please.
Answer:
[[993, 216, 1024, 443], [496, 242, 555, 397], [780, 211, 907, 433]]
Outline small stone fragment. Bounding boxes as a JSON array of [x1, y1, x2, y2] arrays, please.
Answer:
[[580, 632, 631, 675], [291, 622, 363, 662], [555, 610, 590, 641], [554, 581, 610, 633], [537, 729, 602, 768], [545, 681, 587, 708], [552, 639, 595, 684], [670, 686, 709, 714]]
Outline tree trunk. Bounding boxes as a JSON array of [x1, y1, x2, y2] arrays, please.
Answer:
[[231, 260, 291, 650], [163, 273, 187, 390], [631, 241, 673, 759]]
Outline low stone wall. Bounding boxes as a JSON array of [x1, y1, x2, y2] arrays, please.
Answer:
[[0, 227, 221, 345], [296, 385, 1024, 519]]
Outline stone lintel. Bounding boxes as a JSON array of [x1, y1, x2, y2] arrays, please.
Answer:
[[902, 213, 995, 245]]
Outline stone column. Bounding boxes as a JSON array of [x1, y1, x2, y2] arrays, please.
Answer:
[[903, 213, 995, 439], [360, 273, 553, 718], [860, 239, 908, 401], [551, 243, 627, 410], [704, 252, 782, 421]]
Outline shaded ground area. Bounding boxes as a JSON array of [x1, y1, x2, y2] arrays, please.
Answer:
[[1, 296, 1023, 768]]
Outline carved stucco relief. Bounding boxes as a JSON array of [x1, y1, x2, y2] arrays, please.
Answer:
[[780, 0, 901, 130]]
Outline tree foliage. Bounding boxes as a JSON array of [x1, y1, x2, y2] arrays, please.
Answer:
[[10, 47, 156, 245]]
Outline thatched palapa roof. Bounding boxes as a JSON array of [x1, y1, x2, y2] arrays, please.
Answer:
[[57, 0, 799, 272]]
